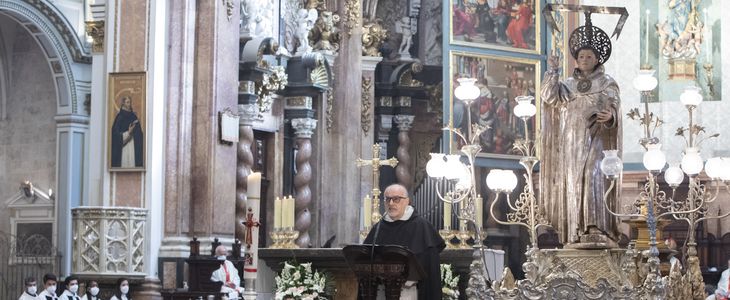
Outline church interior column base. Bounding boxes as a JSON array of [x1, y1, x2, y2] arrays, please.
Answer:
[[134, 276, 163, 300]]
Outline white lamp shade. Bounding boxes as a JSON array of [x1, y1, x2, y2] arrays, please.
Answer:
[[680, 86, 703, 107], [681, 147, 703, 175], [513, 95, 537, 118], [664, 165, 685, 186], [704, 157, 723, 179], [501, 170, 518, 192], [632, 69, 658, 92], [443, 155, 464, 180], [643, 144, 666, 171], [720, 158, 730, 181], [454, 78, 480, 101], [426, 153, 446, 178], [486, 169, 503, 191], [600, 150, 623, 177]]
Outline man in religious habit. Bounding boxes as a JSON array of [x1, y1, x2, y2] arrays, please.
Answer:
[[210, 245, 243, 299]]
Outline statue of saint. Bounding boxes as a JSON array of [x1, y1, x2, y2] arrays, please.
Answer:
[[540, 18, 622, 247]]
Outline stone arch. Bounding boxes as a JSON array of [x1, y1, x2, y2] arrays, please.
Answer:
[[0, 0, 91, 116], [0, 0, 91, 276]]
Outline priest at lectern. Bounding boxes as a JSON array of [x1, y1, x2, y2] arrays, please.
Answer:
[[363, 184, 446, 300]]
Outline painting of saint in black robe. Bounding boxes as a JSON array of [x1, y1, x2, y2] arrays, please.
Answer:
[[111, 96, 143, 168]]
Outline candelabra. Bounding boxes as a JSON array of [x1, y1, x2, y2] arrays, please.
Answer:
[[426, 78, 545, 288], [601, 68, 730, 298]]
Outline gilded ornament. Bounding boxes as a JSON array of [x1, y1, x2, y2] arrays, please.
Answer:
[[85, 21, 105, 53], [361, 21, 387, 57], [256, 66, 288, 113], [343, 0, 360, 36], [326, 89, 334, 133], [361, 76, 372, 135]]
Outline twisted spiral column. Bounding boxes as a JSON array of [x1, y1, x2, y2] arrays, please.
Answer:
[[394, 115, 414, 191], [292, 117, 317, 247], [235, 99, 257, 244]]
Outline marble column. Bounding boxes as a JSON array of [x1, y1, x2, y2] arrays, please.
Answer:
[[360, 56, 381, 198], [237, 81, 257, 245], [291, 117, 317, 247], [394, 114, 415, 191]]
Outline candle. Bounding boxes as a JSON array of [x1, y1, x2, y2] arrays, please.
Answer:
[[443, 201, 452, 229], [704, 8, 710, 62], [288, 196, 296, 228], [274, 197, 282, 229], [476, 195, 483, 229], [459, 219, 467, 232], [281, 196, 289, 228], [644, 9, 650, 65], [246, 172, 262, 199], [363, 194, 372, 227]]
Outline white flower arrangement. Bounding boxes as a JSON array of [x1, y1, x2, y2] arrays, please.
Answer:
[[274, 261, 330, 300], [441, 263, 460, 300]]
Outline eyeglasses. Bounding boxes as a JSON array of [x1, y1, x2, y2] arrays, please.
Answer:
[[384, 196, 407, 203]]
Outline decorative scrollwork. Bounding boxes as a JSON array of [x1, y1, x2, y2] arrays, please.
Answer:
[[361, 76, 372, 135], [342, 0, 360, 36], [362, 21, 387, 57], [256, 66, 288, 113]]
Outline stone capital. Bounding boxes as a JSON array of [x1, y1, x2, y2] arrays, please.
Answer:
[[238, 104, 258, 126], [394, 115, 415, 131], [361, 56, 383, 72], [291, 118, 318, 138], [85, 21, 105, 53]]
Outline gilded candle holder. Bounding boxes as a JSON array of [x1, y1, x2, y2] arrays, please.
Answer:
[[282, 228, 300, 249], [439, 227, 458, 249], [457, 229, 473, 249], [269, 228, 285, 249]]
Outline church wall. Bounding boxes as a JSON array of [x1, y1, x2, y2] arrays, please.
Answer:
[[0, 18, 57, 236]]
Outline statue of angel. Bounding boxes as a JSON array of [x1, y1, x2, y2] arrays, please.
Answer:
[[395, 17, 416, 58], [295, 8, 318, 55]]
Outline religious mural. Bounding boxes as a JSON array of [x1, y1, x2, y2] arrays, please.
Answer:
[[450, 0, 541, 54], [449, 51, 540, 158], [641, 0, 722, 101], [108, 72, 146, 171]]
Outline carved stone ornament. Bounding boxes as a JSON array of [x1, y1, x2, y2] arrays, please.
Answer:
[[222, 0, 234, 21], [256, 66, 288, 113], [362, 21, 387, 57], [238, 103, 259, 126], [240, 0, 275, 38], [361, 76, 373, 135], [326, 89, 334, 133], [394, 115, 414, 131], [291, 118, 318, 138], [342, 0, 360, 36], [310, 11, 341, 55], [286, 96, 313, 110], [85, 20, 105, 53]]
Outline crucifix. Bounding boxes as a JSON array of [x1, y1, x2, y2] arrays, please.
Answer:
[[356, 144, 398, 224]]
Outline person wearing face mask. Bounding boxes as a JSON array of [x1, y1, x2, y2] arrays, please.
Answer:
[[60, 276, 81, 300], [81, 280, 101, 300], [109, 278, 130, 300], [210, 245, 243, 299], [38, 273, 59, 300], [18, 276, 38, 300]]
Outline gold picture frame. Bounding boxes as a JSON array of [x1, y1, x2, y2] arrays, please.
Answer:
[[448, 51, 541, 159], [450, 0, 541, 55], [108, 72, 146, 171]]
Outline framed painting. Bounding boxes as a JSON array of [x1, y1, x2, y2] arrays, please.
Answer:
[[108, 72, 146, 171], [450, 0, 541, 54], [449, 51, 540, 159]]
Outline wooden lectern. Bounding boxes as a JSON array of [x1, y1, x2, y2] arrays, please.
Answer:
[[342, 245, 426, 300]]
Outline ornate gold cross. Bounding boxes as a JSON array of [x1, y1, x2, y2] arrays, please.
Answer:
[[356, 144, 398, 224]]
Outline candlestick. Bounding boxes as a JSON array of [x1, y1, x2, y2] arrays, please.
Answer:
[[644, 9, 649, 65], [274, 197, 282, 229], [363, 194, 372, 227], [443, 201, 452, 229], [246, 172, 261, 199], [704, 8, 710, 62], [476, 195, 483, 229]]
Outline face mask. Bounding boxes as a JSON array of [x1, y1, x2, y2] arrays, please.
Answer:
[[89, 287, 99, 296], [217, 255, 226, 261], [47, 285, 56, 294], [27, 286, 37, 295], [69, 284, 79, 294], [120, 285, 129, 294]]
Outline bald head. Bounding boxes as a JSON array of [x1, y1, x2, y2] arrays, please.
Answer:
[[215, 245, 227, 256], [384, 184, 410, 220]]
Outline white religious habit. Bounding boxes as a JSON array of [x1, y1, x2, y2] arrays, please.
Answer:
[[709, 268, 730, 300], [80, 292, 100, 300], [18, 289, 38, 300], [211, 257, 244, 299], [60, 289, 81, 300], [38, 288, 59, 300]]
